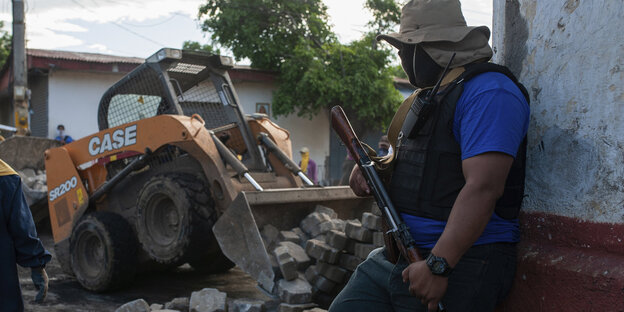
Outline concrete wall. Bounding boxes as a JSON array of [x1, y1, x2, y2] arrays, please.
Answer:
[[494, 0, 624, 223], [47, 70, 124, 140], [233, 81, 330, 184], [493, 0, 624, 310]]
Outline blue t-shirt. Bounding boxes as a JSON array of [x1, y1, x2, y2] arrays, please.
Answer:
[[401, 71, 530, 248]]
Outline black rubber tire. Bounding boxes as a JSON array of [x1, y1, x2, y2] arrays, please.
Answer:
[[187, 235, 235, 274], [136, 174, 217, 265], [70, 212, 137, 292]]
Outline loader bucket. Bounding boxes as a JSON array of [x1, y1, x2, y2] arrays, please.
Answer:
[[213, 186, 373, 292]]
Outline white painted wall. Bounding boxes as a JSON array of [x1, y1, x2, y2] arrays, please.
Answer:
[[232, 80, 330, 183], [47, 70, 125, 140], [494, 0, 624, 223]]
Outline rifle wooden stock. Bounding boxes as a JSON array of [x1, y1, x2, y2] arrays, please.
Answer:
[[330, 106, 365, 164]]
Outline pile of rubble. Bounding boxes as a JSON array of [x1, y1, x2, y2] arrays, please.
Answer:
[[18, 168, 48, 205], [115, 205, 385, 312], [261, 205, 384, 310], [114, 288, 326, 312]]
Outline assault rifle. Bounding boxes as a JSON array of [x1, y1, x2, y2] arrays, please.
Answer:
[[331, 106, 445, 311]]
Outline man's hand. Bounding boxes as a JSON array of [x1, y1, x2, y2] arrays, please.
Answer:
[[402, 261, 448, 311], [31, 266, 48, 303], [348, 165, 370, 196]]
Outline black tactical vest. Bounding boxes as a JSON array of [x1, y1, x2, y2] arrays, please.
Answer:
[[388, 63, 530, 221]]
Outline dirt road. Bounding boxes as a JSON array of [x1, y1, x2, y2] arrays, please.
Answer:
[[17, 228, 272, 311]]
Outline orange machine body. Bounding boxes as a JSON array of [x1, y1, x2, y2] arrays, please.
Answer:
[[45, 114, 296, 244]]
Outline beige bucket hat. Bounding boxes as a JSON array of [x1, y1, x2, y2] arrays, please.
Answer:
[[377, 0, 493, 67]]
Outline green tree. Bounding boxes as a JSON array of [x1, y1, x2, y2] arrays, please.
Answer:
[[182, 40, 220, 54], [199, 0, 333, 70], [198, 0, 403, 132], [0, 21, 12, 68]]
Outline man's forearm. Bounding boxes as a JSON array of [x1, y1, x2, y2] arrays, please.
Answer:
[[430, 182, 499, 267]]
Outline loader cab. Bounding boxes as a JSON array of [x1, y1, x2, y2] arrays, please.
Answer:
[[97, 48, 264, 170]]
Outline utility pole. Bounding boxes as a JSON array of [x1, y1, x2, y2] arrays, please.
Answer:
[[12, 0, 29, 135]]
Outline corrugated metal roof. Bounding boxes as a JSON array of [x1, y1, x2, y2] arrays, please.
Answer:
[[27, 49, 144, 64]]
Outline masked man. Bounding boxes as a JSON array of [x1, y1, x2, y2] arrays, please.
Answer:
[[330, 0, 529, 311]]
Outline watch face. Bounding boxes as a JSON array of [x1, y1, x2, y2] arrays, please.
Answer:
[[433, 261, 446, 273]]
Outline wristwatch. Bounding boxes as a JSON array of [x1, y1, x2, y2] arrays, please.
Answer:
[[425, 253, 453, 277]]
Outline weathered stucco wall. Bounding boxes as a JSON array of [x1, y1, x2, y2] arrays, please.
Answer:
[[494, 0, 624, 223]]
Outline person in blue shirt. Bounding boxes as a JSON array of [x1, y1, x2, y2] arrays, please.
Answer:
[[330, 1, 529, 311], [377, 135, 391, 157], [0, 159, 51, 311], [54, 124, 73, 145]]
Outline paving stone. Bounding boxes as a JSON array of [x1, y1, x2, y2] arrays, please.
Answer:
[[274, 245, 299, 281], [164, 297, 189, 311], [305, 239, 340, 264], [292, 227, 309, 248], [316, 261, 348, 284], [361, 212, 382, 231], [304, 265, 319, 284], [300, 212, 332, 236], [370, 202, 382, 216], [227, 298, 264, 312], [344, 220, 373, 243], [325, 230, 348, 250], [279, 241, 311, 270], [354, 243, 377, 260], [189, 288, 227, 312], [277, 277, 313, 304], [373, 231, 385, 247], [279, 230, 301, 243], [303, 308, 328, 312], [152, 310, 180, 312], [313, 234, 326, 242], [115, 299, 150, 312], [323, 219, 346, 234], [314, 205, 337, 219], [339, 253, 361, 272], [270, 254, 283, 280], [278, 303, 318, 312], [313, 275, 337, 294], [149, 303, 164, 311], [344, 238, 356, 255]]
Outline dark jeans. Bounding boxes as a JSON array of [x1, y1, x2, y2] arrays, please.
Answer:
[[329, 243, 517, 312]]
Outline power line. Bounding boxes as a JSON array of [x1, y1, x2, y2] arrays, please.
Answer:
[[69, 0, 165, 47]]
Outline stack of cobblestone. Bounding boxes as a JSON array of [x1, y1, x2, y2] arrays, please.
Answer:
[[261, 205, 385, 309]]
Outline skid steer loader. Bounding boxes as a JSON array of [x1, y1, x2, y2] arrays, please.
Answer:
[[45, 48, 372, 292]]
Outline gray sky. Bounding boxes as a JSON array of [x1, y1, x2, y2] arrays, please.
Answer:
[[0, 0, 492, 60]]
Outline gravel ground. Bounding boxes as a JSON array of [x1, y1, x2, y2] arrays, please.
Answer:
[[17, 225, 271, 312]]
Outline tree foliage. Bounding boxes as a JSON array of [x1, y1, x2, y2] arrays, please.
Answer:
[[0, 21, 11, 68], [199, 0, 332, 70], [198, 0, 404, 132], [182, 40, 220, 54], [365, 0, 402, 35]]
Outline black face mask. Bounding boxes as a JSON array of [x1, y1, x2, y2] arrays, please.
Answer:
[[398, 44, 443, 88]]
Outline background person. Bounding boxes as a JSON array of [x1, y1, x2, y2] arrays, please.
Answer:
[[298, 147, 317, 184], [54, 124, 74, 145], [0, 158, 51, 311]]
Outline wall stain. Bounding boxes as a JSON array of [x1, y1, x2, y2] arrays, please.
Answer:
[[566, 98, 577, 113], [557, 18, 566, 31], [564, 0, 580, 14]]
